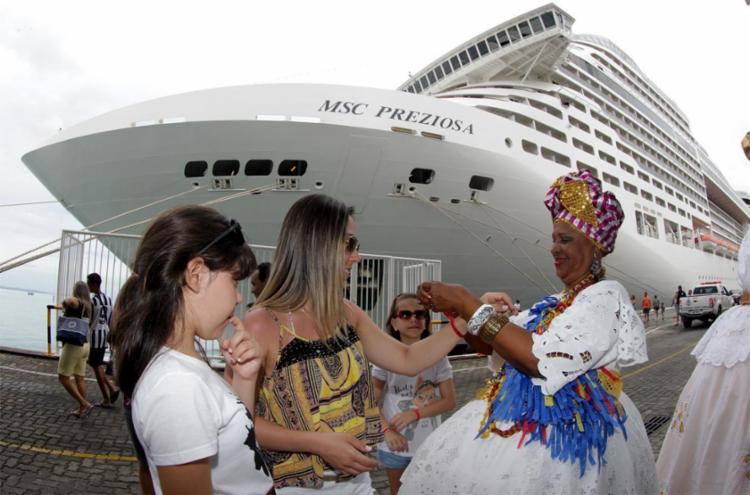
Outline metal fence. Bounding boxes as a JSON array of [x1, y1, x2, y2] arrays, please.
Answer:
[[55, 230, 441, 359]]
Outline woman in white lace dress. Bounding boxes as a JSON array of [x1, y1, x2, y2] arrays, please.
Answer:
[[656, 229, 750, 495], [400, 170, 658, 495]]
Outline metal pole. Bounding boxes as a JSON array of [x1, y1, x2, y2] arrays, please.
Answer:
[[46, 305, 54, 356]]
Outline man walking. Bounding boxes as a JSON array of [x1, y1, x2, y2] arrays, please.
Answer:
[[674, 285, 686, 326], [87, 273, 119, 408]]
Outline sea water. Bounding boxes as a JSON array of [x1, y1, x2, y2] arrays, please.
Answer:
[[0, 287, 58, 353]]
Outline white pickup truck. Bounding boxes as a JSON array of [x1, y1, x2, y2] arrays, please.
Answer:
[[679, 282, 735, 328]]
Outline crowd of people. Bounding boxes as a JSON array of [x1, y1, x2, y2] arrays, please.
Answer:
[[56, 170, 748, 494]]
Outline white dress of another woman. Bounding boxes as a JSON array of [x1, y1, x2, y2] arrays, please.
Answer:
[[400, 280, 658, 495], [656, 229, 750, 495]]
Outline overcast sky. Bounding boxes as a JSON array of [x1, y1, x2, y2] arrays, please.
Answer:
[[1, 0, 748, 291]]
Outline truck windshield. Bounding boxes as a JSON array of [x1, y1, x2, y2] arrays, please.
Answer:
[[694, 286, 718, 295]]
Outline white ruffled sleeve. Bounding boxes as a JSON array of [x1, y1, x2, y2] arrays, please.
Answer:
[[531, 280, 648, 395]]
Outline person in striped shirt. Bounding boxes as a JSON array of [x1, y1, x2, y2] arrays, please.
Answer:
[[87, 272, 120, 408]]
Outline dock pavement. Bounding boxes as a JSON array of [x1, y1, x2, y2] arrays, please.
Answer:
[[0, 314, 708, 494]]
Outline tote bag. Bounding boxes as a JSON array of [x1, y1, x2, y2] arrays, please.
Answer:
[[56, 315, 89, 346]]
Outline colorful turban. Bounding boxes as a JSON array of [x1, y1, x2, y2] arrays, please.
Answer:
[[544, 170, 624, 254]]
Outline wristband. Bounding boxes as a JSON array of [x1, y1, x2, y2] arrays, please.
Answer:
[[414, 408, 421, 420], [383, 427, 390, 434], [446, 313, 463, 338]]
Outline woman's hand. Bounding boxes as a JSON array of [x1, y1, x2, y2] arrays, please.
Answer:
[[313, 432, 379, 476], [389, 410, 419, 431], [480, 292, 518, 315], [417, 282, 482, 319], [221, 317, 263, 381], [384, 430, 408, 452]]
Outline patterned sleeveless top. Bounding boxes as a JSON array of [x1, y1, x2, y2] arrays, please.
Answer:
[[257, 321, 383, 489]]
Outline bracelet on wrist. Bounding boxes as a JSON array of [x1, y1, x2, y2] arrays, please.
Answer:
[[445, 313, 463, 338], [478, 312, 509, 344], [414, 408, 421, 420], [383, 426, 390, 434]]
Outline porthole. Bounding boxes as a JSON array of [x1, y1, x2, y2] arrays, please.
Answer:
[[469, 175, 494, 192], [314, 180, 324, 190], [450, 198, 461, 204], [279, 160, 307, 176], [184, 161, 208, 178], [245, 159, 273, 176], [213, 160, 240, 176], [409, 168, 435, 184], [505, 138, 513, 148]]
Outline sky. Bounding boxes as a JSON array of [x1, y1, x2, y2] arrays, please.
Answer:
[[1, 0, 749, 291]]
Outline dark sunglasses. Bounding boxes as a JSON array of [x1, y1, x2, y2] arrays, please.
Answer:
[[345, 235, 360, 253], [198, 219, 245, 255], [395, 310, 428, 320]]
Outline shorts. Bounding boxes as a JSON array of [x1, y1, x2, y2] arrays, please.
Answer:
[[377, 449, 411, 469], [643, 308, 651, 315], [58, 342, 90, 377], [88, 347, 106, 367]]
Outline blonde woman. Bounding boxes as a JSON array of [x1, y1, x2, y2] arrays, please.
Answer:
[[243, 194, 464, 494], [57, 281, 94, 418]]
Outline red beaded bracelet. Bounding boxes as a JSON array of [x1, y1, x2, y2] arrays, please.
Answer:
[[414, 408, 421, 420], [445, 313, 463, 338], [383, 427, 390, 434]]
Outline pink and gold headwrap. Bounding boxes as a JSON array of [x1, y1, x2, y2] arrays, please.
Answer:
[[544, 170, 624, 254]]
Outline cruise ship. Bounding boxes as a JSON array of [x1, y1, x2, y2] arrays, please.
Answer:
[[20, 4, 750, 304]]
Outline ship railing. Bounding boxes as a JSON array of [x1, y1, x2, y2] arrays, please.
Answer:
[[52, 230, 441, 362]]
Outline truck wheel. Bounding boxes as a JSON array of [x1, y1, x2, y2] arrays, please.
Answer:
[[681, 316, 692, 328]]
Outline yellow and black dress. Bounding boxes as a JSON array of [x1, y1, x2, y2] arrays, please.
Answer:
[[257, 321, 383, 489]]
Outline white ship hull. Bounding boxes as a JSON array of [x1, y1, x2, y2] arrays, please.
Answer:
[[22, 84, 741, 303]]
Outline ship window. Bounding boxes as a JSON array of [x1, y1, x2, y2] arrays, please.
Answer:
[[184, 161, 208, 178], [469, 175, 494, 191], [414, 80, 422, 93], [623, 182, 638, 195], [665, 186, 674, 196], [486, 35, 499, 52], [406, 86, 415, 94], [541, 147, 571, 167], [518, 21, 532, 38], [434, 65, 444, 80], [420, 76, 429, 89], [427, 71, 436, 85], [602, 172, 620, 187], [477, 40, 489, 56], [279, 160, 307, 176], [213, 160, 240, 176], [450, 55, 461, 70], [594, 130, 612, 145], [245, 159, 273, 176], [655, 197, 665, 207], [497, 31, 510, 46], [638, 171, 650, 183], [508, 26, 520, 42], [678, 208, 686, 217], [652, 179, 663, 190], [442, 61, 453, 75], [619, 161, 634, 175], [530, 16, 543, 33], [568, 116, 590, 133], [541, 12, 556, 28], [409, 168, 435, 184], [598, 150, 616, 165], [459, 51, 470, 65], [641, 190, 653, 202], [668, 203, 676, 212], [522, 140, 538, 155], [468, 46, 479, 60], [577, 162, 598, 177]]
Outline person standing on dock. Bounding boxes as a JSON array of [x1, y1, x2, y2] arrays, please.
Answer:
[[674, 285, 686, 326], [87, 273, 119, 408], [642, 291, 652, 324], [57, 281, 94, 418]]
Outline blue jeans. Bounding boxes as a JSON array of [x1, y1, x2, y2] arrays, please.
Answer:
[[377, 449, 411, 469]]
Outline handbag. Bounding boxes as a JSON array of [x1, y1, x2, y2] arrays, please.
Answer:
[[56, 315, 89, 346]]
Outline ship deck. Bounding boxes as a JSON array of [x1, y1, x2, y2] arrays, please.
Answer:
[[1, 311, 708, 494]]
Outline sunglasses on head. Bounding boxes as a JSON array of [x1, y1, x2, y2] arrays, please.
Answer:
[[395, 310, 428, 320], [198, 219, 245, 255], [345, 235, 360, 253]]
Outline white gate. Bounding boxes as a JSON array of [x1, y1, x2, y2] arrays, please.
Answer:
[[57, 230, 441, 359]]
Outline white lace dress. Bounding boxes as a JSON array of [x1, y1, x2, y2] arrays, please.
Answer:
[[400, 280, 658, 495], [656, 305, 750, 495]]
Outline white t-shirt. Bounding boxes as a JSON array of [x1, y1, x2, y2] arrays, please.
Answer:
[[132, 348, 273, 495], [372, 357, 453, 457]]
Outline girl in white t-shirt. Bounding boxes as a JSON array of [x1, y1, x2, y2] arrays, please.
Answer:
[[372, 293, 456, 495], [110, 205, 274, 495]]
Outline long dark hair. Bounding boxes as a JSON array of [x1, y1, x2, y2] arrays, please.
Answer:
[[386, 293, 431, 341], [111, 205, 256, 397]]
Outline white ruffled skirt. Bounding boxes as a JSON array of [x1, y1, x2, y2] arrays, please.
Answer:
[[400, 392, 657, 495]]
